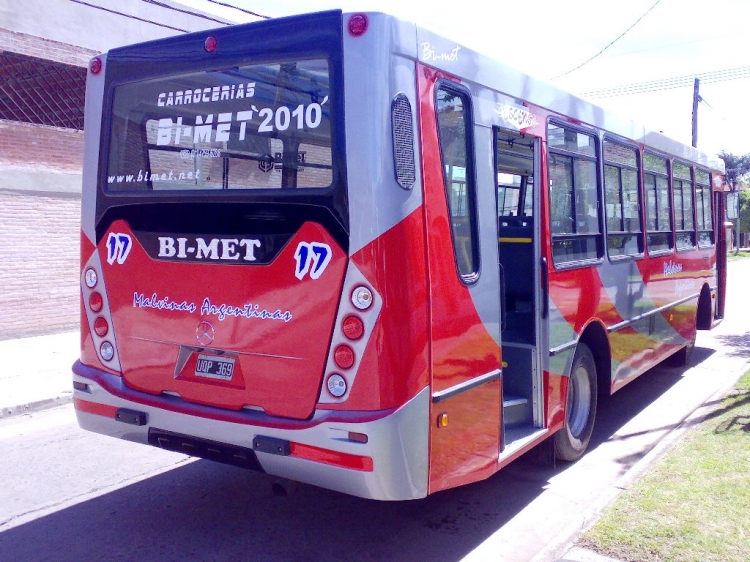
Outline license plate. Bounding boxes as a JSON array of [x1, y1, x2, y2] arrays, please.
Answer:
[[195, 354, 235, 381]]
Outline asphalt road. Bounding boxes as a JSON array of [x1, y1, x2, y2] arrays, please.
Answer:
[[1, 259, 748, 562]]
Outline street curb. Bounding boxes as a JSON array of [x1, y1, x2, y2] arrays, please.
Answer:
[[538, 355, 750, 562], [0, 394, 74, 420]]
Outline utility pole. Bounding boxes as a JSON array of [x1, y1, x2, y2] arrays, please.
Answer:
[[691, 78, 700, 148]]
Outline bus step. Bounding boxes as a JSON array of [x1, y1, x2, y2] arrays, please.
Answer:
[[503, 395, 531, 428]]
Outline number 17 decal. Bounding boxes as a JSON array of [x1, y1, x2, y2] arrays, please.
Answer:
[[294, 242, 332, 280], [106, 233, 132, 265]]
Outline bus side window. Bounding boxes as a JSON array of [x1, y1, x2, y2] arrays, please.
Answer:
[[603, 139, 643, 259], [673, 161, 696, 251], [643, 152, 673, 253], [547, 123, 602, 266], [696, 168, 714, 247], [436, 83, 479, 282]]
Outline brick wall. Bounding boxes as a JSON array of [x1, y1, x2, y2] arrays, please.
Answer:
[[0, 27, 89, 339], [0, 28, 97, 66], [0, 120, 84, 172], [0, 190, 80, 339]]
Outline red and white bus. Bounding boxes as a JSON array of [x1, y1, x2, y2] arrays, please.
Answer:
[[74, 10, 728, 500]]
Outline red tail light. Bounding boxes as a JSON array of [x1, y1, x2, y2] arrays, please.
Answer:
[[89, 57, 102, 75], [334, 345, 355, 369], [94, 316, 109, 337], [342, 315, 364, 340], [348, 14, 369, 37], [89, 292, 103, 313], [204, 36, 218, 53]]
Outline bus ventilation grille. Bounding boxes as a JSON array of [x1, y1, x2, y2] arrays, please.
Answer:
[[391, 93, 416, 189]]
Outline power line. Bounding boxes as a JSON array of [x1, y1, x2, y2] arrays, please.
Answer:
[[553, 0, 664, 80], [205, 0, 269, 19], [583, 66, 750, 98], [69, 0, 191, 32], [141, 0, 231, 25]]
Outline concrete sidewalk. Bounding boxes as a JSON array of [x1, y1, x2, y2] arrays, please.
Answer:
[[0, 331, 79, 418]]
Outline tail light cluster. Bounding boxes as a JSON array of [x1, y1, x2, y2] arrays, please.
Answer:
[[321, 270, 381, 403], [81, 254, 122, 371]]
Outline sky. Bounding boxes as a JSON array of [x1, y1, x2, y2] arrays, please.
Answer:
[[175, 0, 750, 159]]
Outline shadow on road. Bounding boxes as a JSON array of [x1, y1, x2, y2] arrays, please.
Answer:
[[0, 456, 548, 562], [715, 331, 750, 358]]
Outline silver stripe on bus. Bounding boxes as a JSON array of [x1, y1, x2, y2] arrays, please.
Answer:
[[549, 340, 577, 357], [431, 369, 502, 403], [606, 292, 702, 333], [549, 291, 703, 357]]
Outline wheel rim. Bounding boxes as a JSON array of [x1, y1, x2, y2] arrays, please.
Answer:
[[568, 362, 591, 440]]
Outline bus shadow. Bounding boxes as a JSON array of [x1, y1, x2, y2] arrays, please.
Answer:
[[0, 456, 546, 562], [588, 348, 714, 451]]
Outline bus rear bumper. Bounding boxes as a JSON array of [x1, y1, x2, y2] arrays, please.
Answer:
[[72, 361, 429, 501]]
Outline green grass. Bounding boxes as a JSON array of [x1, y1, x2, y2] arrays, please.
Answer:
[[728, 250, 750, 260], [580, 371, 750, 562]]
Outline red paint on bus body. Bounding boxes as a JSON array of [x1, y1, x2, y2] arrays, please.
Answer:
[[100, 220, 346, 420]]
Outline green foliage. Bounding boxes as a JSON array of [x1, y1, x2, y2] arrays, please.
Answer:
[[740, 190, 750, 234], [718, 151, 750, 188], [718, 152, 750, 237]]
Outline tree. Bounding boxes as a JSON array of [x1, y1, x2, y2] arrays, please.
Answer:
[[718, 152, 750, 249], [718, 151, 750, 188], [740, 190, 750, 238]]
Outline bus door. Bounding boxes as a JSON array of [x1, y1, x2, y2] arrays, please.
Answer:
[[426, 82, 502, 493], [494, 128, 545, 451]]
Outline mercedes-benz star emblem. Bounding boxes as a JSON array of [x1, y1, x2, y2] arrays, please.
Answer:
[[196, 321, 215, 346]]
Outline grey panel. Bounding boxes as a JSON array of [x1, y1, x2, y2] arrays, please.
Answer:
[[343, 14, 423, 256], [468, 125, 501, 344], [82, 53, 107, 245]]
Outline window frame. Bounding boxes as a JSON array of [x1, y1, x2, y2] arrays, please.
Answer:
[[695, 167, 714, 248], [602, 136, 644, 261], [643, 150, 674, 256], [434, 80, 481, 284], [546, 119, 604, 269], [672, 159, 697, 252]]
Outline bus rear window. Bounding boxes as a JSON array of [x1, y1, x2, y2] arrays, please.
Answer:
[[106, 59, 332, 191]]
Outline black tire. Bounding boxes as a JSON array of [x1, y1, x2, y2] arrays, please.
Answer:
[[668, 318, 697, 368], [555, 342, 597, 462]]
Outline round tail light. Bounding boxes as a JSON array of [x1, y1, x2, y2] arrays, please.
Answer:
[[348, 14, 369, 37], [94, 317, 109, 337], [89, 57, 102, 75], [100, 341, 115, 361], [351, 286, 373, 310], [327, 374, 347, 397], [84, 268, 98, 288], [342, 315, 365, 340], [334, 344, 355, 369], [204, 36, 218, 53], [89, 292, 103, 313]]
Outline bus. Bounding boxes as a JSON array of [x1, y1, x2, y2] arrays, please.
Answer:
[[74, 10, 728, 500]]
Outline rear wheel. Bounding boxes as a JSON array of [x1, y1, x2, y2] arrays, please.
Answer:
[[669, 314, 697, 368], [555, 342, 597, 462]]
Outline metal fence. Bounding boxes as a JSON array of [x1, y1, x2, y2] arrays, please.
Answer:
[[0, 51, 85, 130]]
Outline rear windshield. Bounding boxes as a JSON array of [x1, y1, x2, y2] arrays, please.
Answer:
[[106, 59, 332, 191]]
